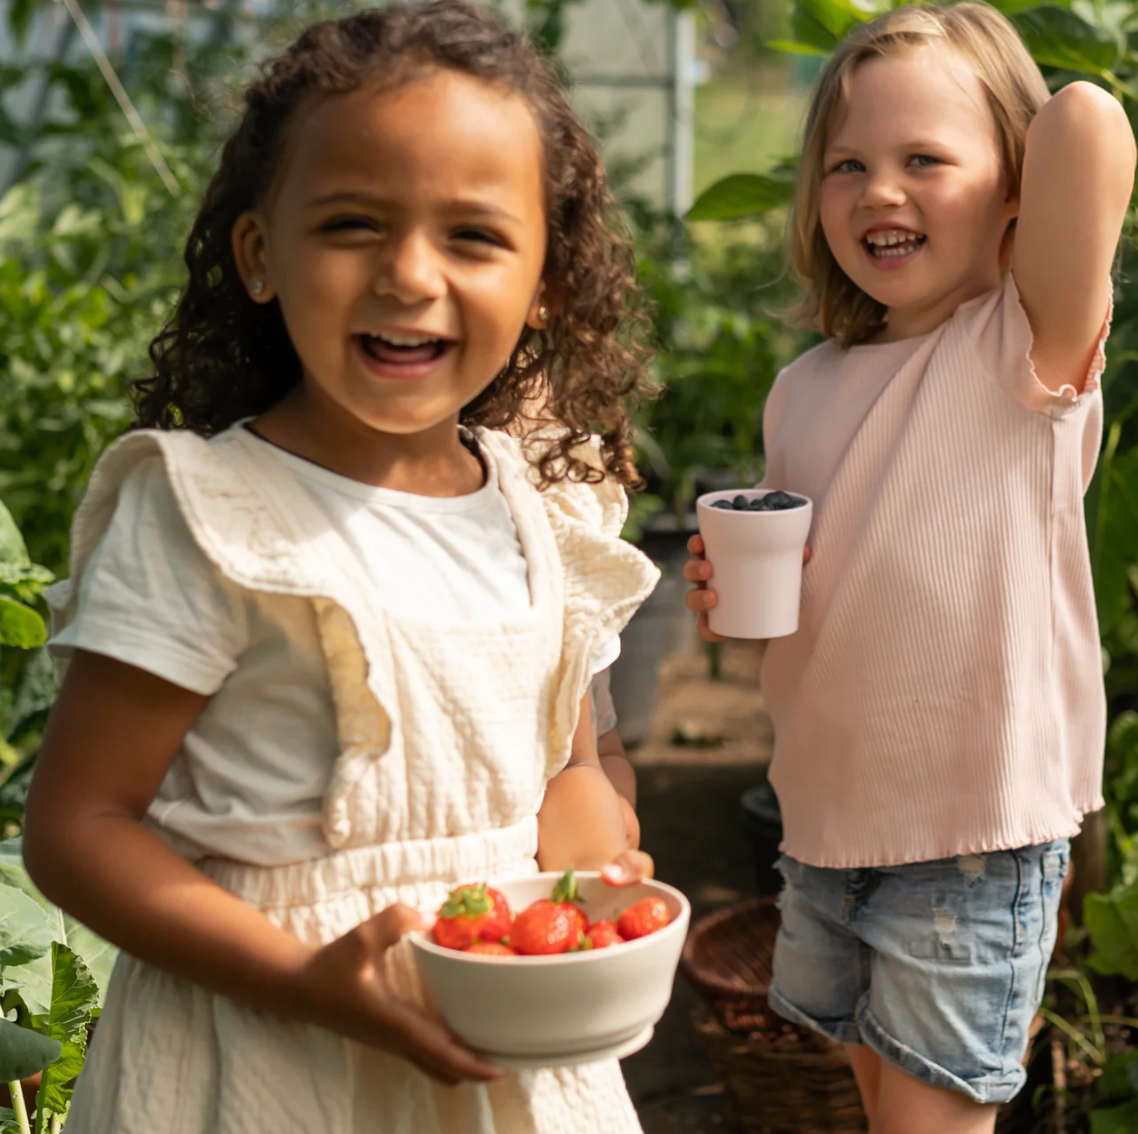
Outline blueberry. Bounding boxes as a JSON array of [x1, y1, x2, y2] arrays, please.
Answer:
[[732, 494, 749, 511], [761, 491, 805, 511], [711, 499, 733, 509], [746, 498, 766, 511]]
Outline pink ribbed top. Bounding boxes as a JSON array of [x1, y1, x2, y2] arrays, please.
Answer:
[[761, 272, 1108, 868]]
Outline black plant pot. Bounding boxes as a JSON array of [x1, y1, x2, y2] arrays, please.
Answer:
[[741, 779, 784, 897]]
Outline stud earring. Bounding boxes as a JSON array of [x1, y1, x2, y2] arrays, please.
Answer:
[[250, 280, 265, 297], [538, 304, 549, 323]]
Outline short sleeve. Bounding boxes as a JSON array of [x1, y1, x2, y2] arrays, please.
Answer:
[[979, 271, 1110, 417], [48, 456, 248, 695]]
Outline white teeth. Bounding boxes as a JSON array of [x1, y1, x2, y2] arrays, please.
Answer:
[[865, 230, 923, 249], [371, 332, 438, 347]]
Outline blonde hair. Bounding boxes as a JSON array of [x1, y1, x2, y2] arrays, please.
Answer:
[[789, 3, 1050, 347]]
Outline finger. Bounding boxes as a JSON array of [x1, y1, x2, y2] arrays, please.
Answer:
[[685, 588, 717, 613], [687, 533, 705, 556], [803, 546, 812, 565], [697, 612, 725, 644], [683, 559, 712, 584], [362, 903, 427, 952], [601, 849, 655, 886], [389, 1002, 505, 1082]]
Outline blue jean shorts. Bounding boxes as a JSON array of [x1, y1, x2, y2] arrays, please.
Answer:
[[768, 840, 1069, 1105]]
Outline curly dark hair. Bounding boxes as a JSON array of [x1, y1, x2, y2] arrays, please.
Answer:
[[133, 0, 651, 490]]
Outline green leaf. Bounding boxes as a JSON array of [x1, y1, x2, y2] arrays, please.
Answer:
[[0, 1019, 60, 1082], [765, 39, 835, 57], [1091, 1100, 1138, 1134], [0, 505, 29, 571], [34, 943, 97, 1121], [0, 887, 51, 968], [687, 173, 796, 222], [1086, 889, 1138, 979], [0, 600, 43, 651], [1098, 1051, 1138, 1103], [0, 842, 116, 1011], [1013, 6, 1119, 75]]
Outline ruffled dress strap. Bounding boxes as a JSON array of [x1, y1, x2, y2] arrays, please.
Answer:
[[476, 430, 660, 780]]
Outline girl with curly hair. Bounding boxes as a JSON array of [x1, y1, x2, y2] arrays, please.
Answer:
[[22, 3, 659, 1130]]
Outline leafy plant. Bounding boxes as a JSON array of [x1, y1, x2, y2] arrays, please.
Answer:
[[0, 839, 115, 1134]]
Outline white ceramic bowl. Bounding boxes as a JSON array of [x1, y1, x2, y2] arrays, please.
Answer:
[[409, 872, 690, 1067], [696, 488, 813, 639]]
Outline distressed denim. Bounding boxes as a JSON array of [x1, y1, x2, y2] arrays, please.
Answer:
[[768, 840, 1069, 1104]]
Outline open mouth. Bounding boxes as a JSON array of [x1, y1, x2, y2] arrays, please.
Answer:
[[358, 332, 452, 366], [863, 230, 927, 259]]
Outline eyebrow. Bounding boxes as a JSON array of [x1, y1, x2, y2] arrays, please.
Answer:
[[824, 139, 950, 155], [306, 191, 523, 224]]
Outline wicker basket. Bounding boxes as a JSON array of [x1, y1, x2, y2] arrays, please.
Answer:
[[681, 898, 868, 1133]]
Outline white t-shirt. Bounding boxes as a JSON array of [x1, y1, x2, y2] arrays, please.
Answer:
[[49, 432, 618, 864]]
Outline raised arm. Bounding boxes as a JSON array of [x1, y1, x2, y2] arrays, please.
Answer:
[[1013, 81, 1135, 392]]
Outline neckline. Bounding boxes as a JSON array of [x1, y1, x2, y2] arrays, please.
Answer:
[[239, 421, 495, 511]]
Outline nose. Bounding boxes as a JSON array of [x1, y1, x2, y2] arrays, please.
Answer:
[[375, 230, 446, 305], [859, 168, 906, 211]]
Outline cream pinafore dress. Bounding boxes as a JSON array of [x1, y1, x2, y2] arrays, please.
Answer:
[[49, 426, 659, 1134]]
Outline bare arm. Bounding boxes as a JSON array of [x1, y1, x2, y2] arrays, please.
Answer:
[[598, 727, 640, 849], [22, 650, 499, 1084], [1014, 82, 1135, 391], [536, 691, 629, 870]]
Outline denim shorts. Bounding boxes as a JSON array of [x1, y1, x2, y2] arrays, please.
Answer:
[[768, 840, 1069, 1105]]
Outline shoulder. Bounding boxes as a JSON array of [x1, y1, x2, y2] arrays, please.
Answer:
[[478, 428, 629, 539], [954, 274, 1108, 416], [765, 339, 841, 427]]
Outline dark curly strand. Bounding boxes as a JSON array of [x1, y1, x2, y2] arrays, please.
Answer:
[[134, 0, 651, 491]]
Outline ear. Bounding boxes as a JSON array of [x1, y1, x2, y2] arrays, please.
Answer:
[[524, 282, 550, 331], [232, 211, 277, 303]]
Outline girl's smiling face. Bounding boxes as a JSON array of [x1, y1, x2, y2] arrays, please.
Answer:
[[819, 46, 1019, 341], [233, 69, 548, 439]]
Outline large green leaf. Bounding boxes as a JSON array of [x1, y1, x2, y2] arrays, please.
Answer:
[[687, 173, 796, 222], [0, 888, 51, 969], [1097, 1050, 1138, 1103], [1091, 1100, 1138, 1134], [0, 1018, 60, 1082], [0, 599, 43, 651], [1086, 881, 1138, 979], [0, 503, 29, 571], [1088, 441, 1138, 635], [1012, 6, 1119, 75], [34, 943, 97, 1123], [0, 841, 116, 1010]]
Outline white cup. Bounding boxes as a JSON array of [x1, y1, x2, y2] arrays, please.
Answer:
[[695, 489, 814, 639]]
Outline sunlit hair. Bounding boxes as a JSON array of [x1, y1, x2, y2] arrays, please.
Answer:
[[788, 2, 1050, 347], [135, 0, 651, 491]]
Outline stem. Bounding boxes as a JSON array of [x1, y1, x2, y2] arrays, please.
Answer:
[[1038, 1007, 1105, 1065], [49, 1116, 61, 1134], [7, 1082, 31, 1134]]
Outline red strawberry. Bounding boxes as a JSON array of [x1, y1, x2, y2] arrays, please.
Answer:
[[617, 897, 671, 941], [551, 869, 589, 937], [433, 883, 513, 952], [585, 919, 624, 950], [510, 901, 576, 955], [464, 941, 517, 957]]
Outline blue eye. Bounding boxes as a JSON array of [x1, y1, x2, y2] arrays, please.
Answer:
[[909, 154, 939, 167], [831, 159, 865, 174]]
